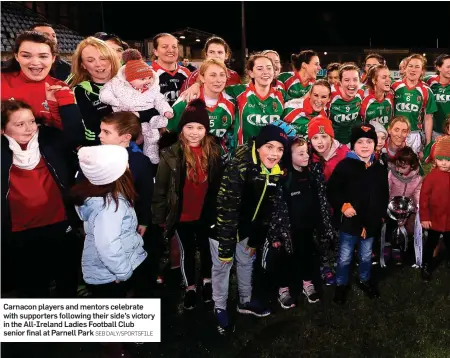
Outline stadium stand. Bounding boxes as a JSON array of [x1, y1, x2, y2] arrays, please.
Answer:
[[1, 2, 84, 54]]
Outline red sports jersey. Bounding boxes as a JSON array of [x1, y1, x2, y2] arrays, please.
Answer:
[[1, 71, 74, 129], [360, 89, 394, 127], [282, 96, 327, 137], [274, 79, 285, 91], [180, 67, 241, 94]]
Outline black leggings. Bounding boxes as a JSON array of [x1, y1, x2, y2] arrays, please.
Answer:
[[89, 257, 152, 298], [423, 230, 450, 268], [5, 221, 79, 298], [175, 220, 211, 287], [253, 229, 318, 304]]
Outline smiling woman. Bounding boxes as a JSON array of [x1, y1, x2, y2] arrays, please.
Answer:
[[360, 64, 394, 128], [328, 63, 364, 144], [222, 53, 288, 145], [170, 59, 235, 158], [149, 33, 191, 107], [282, 79, 331, 137], [70, 37, 120, 146], [278, 50, 321, 99], [392, 54, 437, 152], [1, 31, 83, 147]]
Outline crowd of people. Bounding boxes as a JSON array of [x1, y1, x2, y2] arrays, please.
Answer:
[[1, 22, 450, 357]]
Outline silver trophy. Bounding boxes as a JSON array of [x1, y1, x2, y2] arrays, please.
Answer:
[[387, 196, 415, 253]]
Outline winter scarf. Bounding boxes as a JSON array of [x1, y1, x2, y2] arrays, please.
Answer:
[[3, 131, 41, 170]]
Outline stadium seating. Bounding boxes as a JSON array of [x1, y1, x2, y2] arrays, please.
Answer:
[[1, 2, 84, 54]]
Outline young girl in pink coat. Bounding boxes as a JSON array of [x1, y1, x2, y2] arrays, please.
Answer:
[[386, 147, 422, 265]]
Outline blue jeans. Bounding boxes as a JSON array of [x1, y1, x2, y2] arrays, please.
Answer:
[[336, 232, 374, 286]]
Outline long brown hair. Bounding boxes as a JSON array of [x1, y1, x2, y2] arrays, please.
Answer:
[[179, 132, 220, 184], [70, 169, 136, 211]]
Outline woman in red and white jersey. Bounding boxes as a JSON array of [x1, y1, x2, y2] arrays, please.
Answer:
[[278, 50, 321, 100], [180, 36, 241, 94], [150, 33, 191, 106], [1, 31, 83, 147], [360, 64, 394, 127]]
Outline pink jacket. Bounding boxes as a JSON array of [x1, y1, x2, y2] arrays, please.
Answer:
[[388, 169, 422, 207], [312, 139, 349, 182]]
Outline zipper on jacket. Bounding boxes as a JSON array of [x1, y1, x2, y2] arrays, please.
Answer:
[[6, 165, 12, 199], [41, 152, 65, 189], [252, 174, 268, 222]]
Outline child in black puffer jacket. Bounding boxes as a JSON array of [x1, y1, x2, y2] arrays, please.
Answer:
[[275, 137, 335, 308], [328, 123, 389, 305]]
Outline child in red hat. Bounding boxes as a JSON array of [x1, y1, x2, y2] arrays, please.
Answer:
[[308, 115, 349, 182], [307, 115, 349, 285], [420, 135, 450, 280], [100, 49, 174, 164]]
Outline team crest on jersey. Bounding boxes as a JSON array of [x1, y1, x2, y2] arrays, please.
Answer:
[[42, 100, 49, 111], [272, 102, 278, 111], [222, 115, 227, 125], [355, 102, 361, 108], [386, 106, 391, 113], [417, 96, 422, 102]]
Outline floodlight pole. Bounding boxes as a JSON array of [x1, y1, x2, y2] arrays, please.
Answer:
[[101, 2, 105, 32], [241, 1, 247, 76]]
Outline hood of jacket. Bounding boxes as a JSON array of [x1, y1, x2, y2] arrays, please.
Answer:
[[324, 139, 345, 161], [75, 196, 106, 221], [250, 140, 284, 176], [346, 151, 375, 165], [391, 167, 420, 184], [312, 139, 347, 163]]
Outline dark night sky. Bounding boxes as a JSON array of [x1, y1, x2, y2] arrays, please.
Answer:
[[102, 1, 449, 58]]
